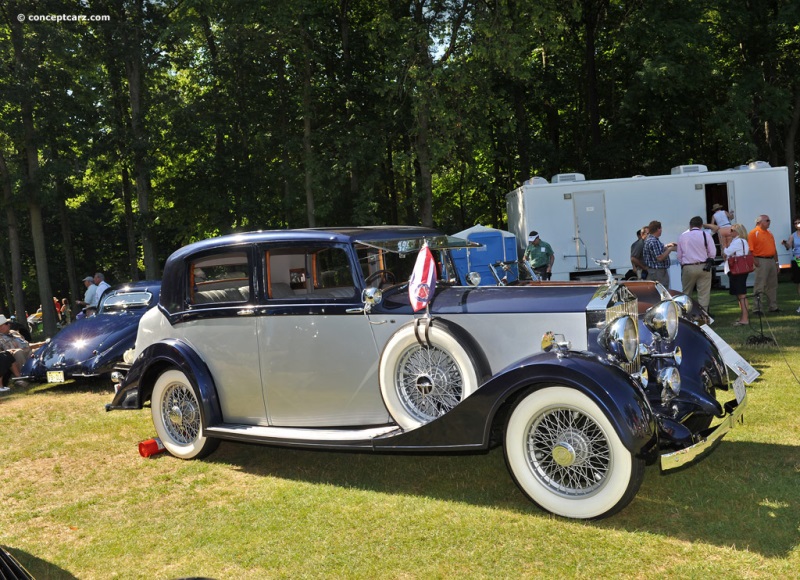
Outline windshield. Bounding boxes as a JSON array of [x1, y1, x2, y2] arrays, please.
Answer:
[[356, 235, 481, 256], [354, 242, 468, 287], [100, 291, 153, 313]]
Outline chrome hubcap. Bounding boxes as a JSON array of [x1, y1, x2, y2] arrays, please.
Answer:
[[396, 345, 463, 423], [161, 383, 200, 444], [525, 407, 611, 497]]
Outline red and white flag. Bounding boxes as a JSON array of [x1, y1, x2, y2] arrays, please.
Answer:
[[408, 243, 437, 312]]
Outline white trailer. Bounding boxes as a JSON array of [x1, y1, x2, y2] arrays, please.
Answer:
[[506, 163, 793, 285]]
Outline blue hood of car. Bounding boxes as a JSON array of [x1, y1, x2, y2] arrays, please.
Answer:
[[22, 310, 146, 377]]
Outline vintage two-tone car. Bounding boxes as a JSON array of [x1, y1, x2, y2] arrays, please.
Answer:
[[107, 227, 747, 519], [22, 281, 161, 383]]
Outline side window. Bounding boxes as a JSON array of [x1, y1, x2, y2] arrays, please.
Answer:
[[266, 245, 356, 301], [190, 251, 251, 305]]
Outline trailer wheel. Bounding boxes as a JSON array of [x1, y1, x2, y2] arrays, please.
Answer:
[[379, 322, 481, 430]]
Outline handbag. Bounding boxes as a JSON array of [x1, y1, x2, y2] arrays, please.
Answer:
[[728, 240, 754, 275]]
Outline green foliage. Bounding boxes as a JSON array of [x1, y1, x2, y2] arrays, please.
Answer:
[[0, 0, 798, 312]]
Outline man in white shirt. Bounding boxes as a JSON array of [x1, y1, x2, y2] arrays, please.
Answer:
[[92, 272, 111, 307], [677, 216, 716, 312], [75, 276, 97, 319]]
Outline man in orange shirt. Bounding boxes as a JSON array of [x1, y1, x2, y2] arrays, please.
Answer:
[[748, 214, 780, 313]]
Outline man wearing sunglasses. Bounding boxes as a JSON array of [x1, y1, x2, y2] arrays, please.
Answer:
[[748, 215, 780, 313]]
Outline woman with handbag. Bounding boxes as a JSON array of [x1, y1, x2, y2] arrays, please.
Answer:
[[724, 223, 753, 326]]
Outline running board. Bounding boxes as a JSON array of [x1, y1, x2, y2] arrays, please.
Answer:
[[206, 423, 401, 448]]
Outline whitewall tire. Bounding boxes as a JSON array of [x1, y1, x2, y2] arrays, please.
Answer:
[[151, 369, 219, 459], [504, 386, 644, 519], [379, 322, 481, 430]]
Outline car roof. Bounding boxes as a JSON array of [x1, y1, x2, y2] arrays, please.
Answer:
[[107, 280, 162, 293], [158, 227, 442, 312], [168, 226, 442, 259]]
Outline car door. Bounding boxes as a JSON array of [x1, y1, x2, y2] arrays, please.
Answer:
[[172, 248, 265, 425], [257, 242, 388, 427]]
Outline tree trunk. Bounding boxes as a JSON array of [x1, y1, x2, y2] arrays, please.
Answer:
[[9, 13, 58, 336], [414, 97, 434, 227], [0, 150, 26, 321], [302, 43, 315, 227], [122, 167, 139, 281], [124, 0, 158, 279], [58, 191, 79, 316], [784, 91, 800, 222]]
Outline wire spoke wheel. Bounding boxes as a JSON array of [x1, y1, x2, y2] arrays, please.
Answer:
[[504, 386, 644, 519], [526, 407, 611, 497], [379, 322, 482, 430], [395, 344, 464, 423], [161, 382, 201, 445], [151, 369, 219, 459]]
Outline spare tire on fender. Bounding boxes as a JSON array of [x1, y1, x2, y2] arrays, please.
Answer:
[[378, 318, 488, 430]]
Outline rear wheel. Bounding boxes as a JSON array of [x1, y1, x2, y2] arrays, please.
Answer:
[[151, 369, 219, 459], [504, 386, 644, 519]]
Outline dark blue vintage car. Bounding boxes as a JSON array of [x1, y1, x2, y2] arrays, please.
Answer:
[[107, 227, 747, 519], [21, 281, 161, 383]]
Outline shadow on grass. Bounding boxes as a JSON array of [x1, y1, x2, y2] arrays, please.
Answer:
[[21, 378, 114, 397], [6, 546, 78, 579], [208, 438, 799, 557]]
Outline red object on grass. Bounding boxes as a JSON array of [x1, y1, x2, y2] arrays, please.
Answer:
[[139, 437, 166, 457]]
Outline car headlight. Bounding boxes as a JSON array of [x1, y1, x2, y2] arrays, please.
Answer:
[[598, 315, 639, 363], [672, 294, 693, 317], [658, 366, 681, 400], [644, 300, 680, 341]]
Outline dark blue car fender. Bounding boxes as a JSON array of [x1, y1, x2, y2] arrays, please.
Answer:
[[373, 350, 658, 460], [106, 339, 222, 427]]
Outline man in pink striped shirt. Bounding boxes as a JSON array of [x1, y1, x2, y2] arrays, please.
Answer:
[[677, 216, 717, 313]]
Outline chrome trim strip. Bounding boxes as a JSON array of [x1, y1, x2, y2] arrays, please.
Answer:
[[207, 424, 399, 442], [659, 391, 747, 471]]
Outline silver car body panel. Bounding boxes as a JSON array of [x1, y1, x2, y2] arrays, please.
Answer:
[[367, 312, 589, 374], [258, 313, 388, 427]]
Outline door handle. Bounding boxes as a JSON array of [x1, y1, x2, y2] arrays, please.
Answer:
[[346, 308, 364, 314], [237, 309, 255, 316]]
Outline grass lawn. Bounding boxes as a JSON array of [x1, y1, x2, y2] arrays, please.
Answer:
[[2, 282, 799, 579]]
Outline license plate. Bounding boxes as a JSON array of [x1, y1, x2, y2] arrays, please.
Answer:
[[733, 375, 746, 404], [47, 371, 65, 383]]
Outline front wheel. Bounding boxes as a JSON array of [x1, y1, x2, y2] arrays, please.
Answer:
[[151, 369, 219, 459], [504, 386, 644, 519]]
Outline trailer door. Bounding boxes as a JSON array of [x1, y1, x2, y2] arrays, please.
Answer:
[[573, 190, 608, 269]]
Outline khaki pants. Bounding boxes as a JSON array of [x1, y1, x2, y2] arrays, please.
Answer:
[[681, 263, 712, 310], [753, 256, 778, 310], [648, 268, 670, 288]]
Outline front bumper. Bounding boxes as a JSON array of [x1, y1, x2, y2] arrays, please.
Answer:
[[659, 392, 747, 471]]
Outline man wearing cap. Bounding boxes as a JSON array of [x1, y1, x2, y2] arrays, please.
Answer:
[[523, 230, 555, 280], [0, 314, 45, 382], [748, 214, 780, 313]]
